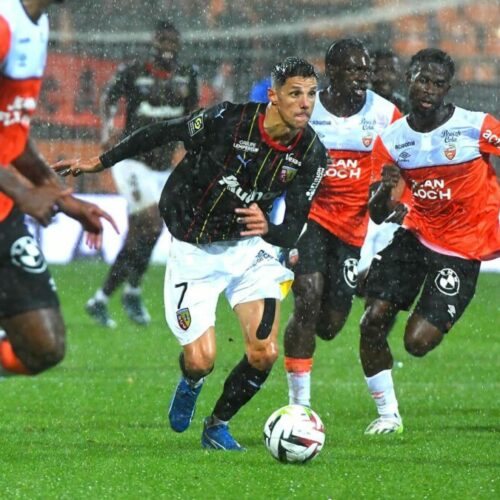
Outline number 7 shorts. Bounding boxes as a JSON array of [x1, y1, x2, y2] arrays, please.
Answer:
[[164, 236, 294, 345]]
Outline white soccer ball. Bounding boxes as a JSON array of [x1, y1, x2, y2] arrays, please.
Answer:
[[263, 404, 325, 463]]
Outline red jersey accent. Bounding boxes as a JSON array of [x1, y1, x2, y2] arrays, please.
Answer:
[[373, 109, 500, 260], [0, 15, 11, 62]]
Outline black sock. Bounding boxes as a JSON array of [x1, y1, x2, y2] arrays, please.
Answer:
[[212, 355, 271, 422]]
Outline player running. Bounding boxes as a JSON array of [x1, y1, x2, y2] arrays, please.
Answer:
[[0, 0, 116, 378], [360, 48, 500, 435], [85, 20, 198, 328], [53, 57, 328, 451], [283, 39, 402, 408]]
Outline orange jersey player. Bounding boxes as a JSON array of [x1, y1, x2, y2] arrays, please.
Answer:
[[283, 39, 402, 408], [0, 0, 116, 380], [360, 48, 500, 435]]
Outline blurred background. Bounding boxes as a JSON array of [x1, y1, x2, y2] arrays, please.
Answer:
[[35, 0, 499, 195]]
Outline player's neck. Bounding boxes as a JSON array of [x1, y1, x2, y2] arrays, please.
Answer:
[[408, 103, 455, 133], [321, 86, 365, 117], [22, 0, 45, 22], [264, 105, 300, 145]]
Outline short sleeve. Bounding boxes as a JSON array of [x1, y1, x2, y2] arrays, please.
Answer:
[[479, 114, 500, 156], [0, 15, 11, 64]]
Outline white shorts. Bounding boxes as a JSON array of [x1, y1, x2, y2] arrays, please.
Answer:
[[164, 236, 294, 345], [359, 220, 399, 272], [112, 159, 170, 215]]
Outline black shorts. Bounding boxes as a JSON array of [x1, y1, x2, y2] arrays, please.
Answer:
[[0, 208, 59, 319], [365, 228, 480, 332], [295, 220, 361, 311]]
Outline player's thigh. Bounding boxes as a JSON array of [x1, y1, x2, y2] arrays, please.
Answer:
[[415, 253, 481, 332], [112, 159, 161, 214], [365, 228, 427, 310], [294, 220, 329, 277]]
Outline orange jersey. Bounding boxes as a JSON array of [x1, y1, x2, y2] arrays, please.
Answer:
[[0, 0, 48, 220], [308, 90, 401, 246], [372, 107, 500, 260]]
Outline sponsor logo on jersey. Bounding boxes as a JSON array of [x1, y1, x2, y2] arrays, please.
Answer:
[[188, 114, 204, 136], [311, 120, 331, 125], [483, 129, 500, 148], [395, 140, 415, 150], [137, 102, 185, 119], [397, 151, 411, 163], [434, 268, 460, 296], [412, 179, 451, 200], [306, 167, 325, 201], [176, 307, 191, 330], [361, 117, 375, 131], [441, 129, 461, 143], [362, 133, 373, 147], [325, 158, 360, 179], [279, 165, 298, 183], [285, 153, 302, 167], [0, 96, 37, 127], [233, 140, 259, 153], [218, 175, 280, 203], [444, 144, 456, 160], [343, 258, 359, 288], [10, 236, 47, 274]]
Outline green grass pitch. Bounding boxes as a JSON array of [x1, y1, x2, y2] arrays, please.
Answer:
[[1, 262, 498, 499]]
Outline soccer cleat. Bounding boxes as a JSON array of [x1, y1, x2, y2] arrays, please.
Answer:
[[85, 298, 116, 329], [168, 378, 203, 433], [364, 414, 404, 435], [201, 417, 245, 451], [122, 293, 151, 325]]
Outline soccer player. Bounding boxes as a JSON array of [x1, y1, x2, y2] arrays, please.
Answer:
[[0, 0, 116, 378], [53, 57, 328, 450], [361, 48, 500, 435], [85, 20, 199, 328], [283, 39, 402, 408], [370, 49, 409, 114]]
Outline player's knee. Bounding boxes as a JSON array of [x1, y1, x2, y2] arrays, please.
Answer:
[[316, 310, 348, 341], [184, 354, 214, 377], [292, 278, 322, 324], [247, 342, 279, 371], [404, 328, 442, 358], [360, 301, 395, 342], [29, 334, 66, 374]]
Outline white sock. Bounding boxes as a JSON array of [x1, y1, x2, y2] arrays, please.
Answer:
[[365, 369, 400, 419], [94, 289, 109, 303], [287, 371, 311, 407], [124, 283, 141, 295]]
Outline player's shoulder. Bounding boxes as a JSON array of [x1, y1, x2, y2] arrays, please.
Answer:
[[303, 123, 328, 154], [449, 105, 487, 130], [366, 90, 400, 117]]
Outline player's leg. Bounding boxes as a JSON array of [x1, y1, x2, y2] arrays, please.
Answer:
[[202, 297, 280, 451], [283, 222, 327, 407], [360, 229, 426, 434], [403, 253, 480, 357]]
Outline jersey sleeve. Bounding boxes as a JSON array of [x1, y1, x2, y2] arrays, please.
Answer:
[[370, 135, 396, 184], [264, 140, 327, 248], [0, 15, 11, 64], [479, 114, 500, 156], [390, 106, 403, 123], [101, 63, 130, 109]]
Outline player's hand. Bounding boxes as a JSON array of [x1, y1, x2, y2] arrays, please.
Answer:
[[57, 196, 119, 249], [235, 202, 269, 237], [52, 156, 105, 177], [384, 203, 408, 224], [16, 185, 72, 227], [380, 164, 401, 191]]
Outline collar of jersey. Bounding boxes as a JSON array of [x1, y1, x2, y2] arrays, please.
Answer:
[[146, 63, 172, 79], [258, 113, 303, 152]]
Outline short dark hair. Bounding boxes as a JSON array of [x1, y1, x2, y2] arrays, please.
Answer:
[[371, 49, 398, 61], [325, 38, 368, 71], [271, 57, 318, 88], [409, 48, 455, 79], [155, 20, 179, 36]]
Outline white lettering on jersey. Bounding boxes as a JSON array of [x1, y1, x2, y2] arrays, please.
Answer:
[[413, 179, 451, 200], [218, 175, 279, 203], [0, 96, 36, 127], [325, 158, 361, 179], [482, 129, 500, 148]]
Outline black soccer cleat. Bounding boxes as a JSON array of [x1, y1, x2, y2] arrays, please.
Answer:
[[122, 293, 151, 325]]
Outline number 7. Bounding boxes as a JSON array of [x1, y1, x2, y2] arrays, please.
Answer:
[[175, 282, 188, 309]]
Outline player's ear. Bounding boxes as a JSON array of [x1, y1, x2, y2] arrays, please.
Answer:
[[268, 87, 278, 106]]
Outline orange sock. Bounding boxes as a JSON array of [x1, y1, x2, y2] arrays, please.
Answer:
[[284, 356, 313, 373], [0, 339, 31, 375]]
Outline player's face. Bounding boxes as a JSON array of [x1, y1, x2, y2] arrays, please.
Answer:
[[407, 62, 451, 116], [270, 76, 317, 130], [153, 30, 180, 69], [331, 49, 371, 104], [371, 56, 400, 98]]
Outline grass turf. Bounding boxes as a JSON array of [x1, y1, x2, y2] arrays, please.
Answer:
[[0, 262, 498, 499]]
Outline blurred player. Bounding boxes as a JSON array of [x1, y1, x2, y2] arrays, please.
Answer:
[[283, 39, 402, 407], [0, 0, 116, 378], [85, 20, 198, 328], [54, 57, 327, 451], [370, 49, 408, 114], [361, 48, 500, 434]]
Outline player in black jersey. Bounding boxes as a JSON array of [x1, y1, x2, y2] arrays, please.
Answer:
[[85, 20, 198, 328], [54, 57, 327, 451]]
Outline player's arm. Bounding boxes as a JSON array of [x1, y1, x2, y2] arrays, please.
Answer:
[[262, 142, 327, 248], [479, 114, 500, 158]]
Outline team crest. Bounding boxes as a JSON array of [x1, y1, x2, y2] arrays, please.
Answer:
[[435, 268, 460, 296], [279, 165, 298, 183], [343, 258, 359, 288], [362, 133, 373, 148], [444, 144, 456, 160], [176, 308, 191, 330]]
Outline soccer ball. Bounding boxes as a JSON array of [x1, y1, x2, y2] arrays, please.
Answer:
[[263, 404, 325, 463]]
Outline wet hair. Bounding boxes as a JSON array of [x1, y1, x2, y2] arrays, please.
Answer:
[[325, 38, 368, 71], [371, 49, 398, 61], [155, 20, 179, 36], [271, 57, 318, 88], [409, 48, 455, 79]]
